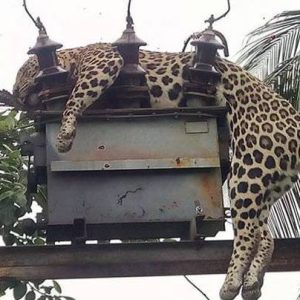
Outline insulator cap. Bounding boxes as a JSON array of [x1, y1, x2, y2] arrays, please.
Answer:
[[28, 31, 63, 55], [191, 29, 224, 50], [113, 27, 147, 47]]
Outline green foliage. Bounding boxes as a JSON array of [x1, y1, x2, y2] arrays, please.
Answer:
[[0, 279, 75, 300], [0, 110, 32, 243], [52, 281, 62, 294], [0, 110, 74, 299], [13, 282, 27, 300], [25, 291, 36, 300]]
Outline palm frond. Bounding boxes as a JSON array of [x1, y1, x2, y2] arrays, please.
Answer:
[[269, 181, 300, 238], [265, 54, 300, 110], [237, 10, 300, 78]]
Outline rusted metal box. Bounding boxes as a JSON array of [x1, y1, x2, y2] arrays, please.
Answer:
[[45, 109, 225, 242]]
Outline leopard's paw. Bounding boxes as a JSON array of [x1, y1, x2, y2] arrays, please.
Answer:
[[241, 281, 262, 300], [56, 125, 76, 153], [220, 277, 242, 300]]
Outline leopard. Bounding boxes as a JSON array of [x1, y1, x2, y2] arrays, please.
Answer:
[[12, 42, 300, 300]]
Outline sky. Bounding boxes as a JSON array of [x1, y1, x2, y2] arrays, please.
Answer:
[[0, 0, 300, 299]]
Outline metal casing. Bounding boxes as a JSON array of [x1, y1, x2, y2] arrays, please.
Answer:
[[45, 109, 225, 241]]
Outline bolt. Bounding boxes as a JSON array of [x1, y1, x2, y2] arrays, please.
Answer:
[[225, 209, 231, 218], [195, 206, 203, 215]]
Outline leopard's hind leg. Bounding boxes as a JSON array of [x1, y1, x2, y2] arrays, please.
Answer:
[[220, 172, 262, 300], [242, 173, 298, 299], [241, 206, 274, 300]]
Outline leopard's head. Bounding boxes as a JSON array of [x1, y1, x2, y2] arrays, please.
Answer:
[[13, 56, 41, 106]]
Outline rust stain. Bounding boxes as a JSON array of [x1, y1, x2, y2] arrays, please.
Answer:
[[173, 157, 198, 168], [160, 202, 179, 211], [198, 170, 223, 219]]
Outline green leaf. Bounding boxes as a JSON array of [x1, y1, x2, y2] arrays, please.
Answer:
[[3, 143, 14, 153], [0, 200, 17, 226], [0, 115, 16, 133], [15, 192, 27, 208], [25, 291, 36, 300], [52, 281, 62, 294], [31, 280, 44, 289], [13, 282, 27, 300], [0, 279, 12, 296], [6, 110, 18, 119], [41, 286, 52, 294], [34, 186, 47, 210], [33, 237, 45, 245], [15, 207, 27, 219], [0, 190, 15, 202], [2, 233, 16, 246]]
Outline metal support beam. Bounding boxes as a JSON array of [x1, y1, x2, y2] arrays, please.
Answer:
[[0, 239, 299, 280]]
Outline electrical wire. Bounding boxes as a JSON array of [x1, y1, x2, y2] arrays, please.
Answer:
[[183, 275, 210, 300], [23, 0, 47, 33], [226, 219, 233, 225]]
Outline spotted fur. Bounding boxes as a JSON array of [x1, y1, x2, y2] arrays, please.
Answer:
[[13, 43, 300, 300]]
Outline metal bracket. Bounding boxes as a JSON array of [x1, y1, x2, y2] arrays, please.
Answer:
[[73, 218, 87, 245], [50, 157, 220, 172]]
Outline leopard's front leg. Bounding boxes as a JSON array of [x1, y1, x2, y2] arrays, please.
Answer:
[[57, 45, 123, 152]]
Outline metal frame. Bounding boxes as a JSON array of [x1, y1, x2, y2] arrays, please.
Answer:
[[0, 239, 299, 280]]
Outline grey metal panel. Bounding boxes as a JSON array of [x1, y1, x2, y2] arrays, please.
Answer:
[[46, 117, 220, 162], [47, 169, 223, 224]]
